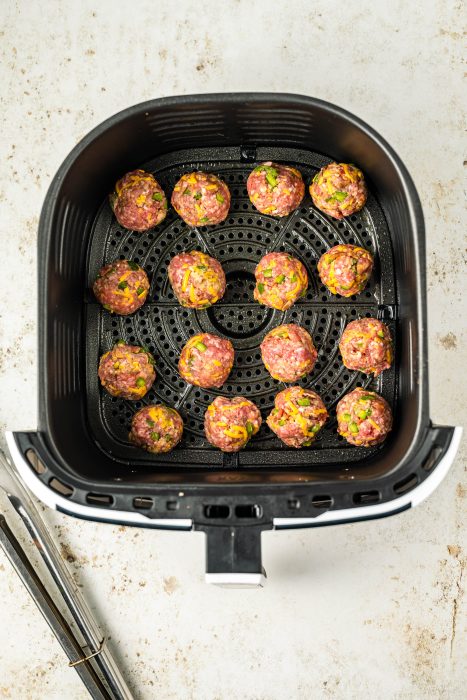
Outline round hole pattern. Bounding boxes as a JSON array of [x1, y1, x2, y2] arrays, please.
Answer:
[[86, 156, 396, 464]]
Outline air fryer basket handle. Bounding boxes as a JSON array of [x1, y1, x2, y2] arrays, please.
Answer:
[[196, 524, 271, 587], [7, 425, 462, 586]]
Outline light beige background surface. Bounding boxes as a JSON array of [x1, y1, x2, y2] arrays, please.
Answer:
[[0, 1, 465, 698]]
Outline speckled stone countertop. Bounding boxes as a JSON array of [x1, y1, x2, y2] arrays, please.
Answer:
[[0, 1, 465, 698]]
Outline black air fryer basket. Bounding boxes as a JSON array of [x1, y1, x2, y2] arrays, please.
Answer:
[[7, 94, 461, 584]]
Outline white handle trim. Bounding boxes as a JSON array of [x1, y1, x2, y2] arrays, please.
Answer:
[[205, 572, 266, 587], [5, 432, 192, 530], [273, 426, 462, 528]]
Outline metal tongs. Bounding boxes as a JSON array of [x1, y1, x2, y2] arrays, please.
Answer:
[[0, 448, 134, 700]]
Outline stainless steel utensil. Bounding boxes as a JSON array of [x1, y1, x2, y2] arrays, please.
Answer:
[[0, 514, 111, 699], [0, 448, 133, 700]]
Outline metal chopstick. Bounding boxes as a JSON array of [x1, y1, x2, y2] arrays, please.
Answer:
[[0, 450, 134, 700], [0, 514, 111, 700]]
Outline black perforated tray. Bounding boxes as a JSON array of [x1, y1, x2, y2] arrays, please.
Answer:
[[85, 146, 397, 469]]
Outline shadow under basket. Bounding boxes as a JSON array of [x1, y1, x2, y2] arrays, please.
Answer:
[[9, 93, 459, 582]]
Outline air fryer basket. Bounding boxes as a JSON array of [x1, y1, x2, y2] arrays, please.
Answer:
[[8, 94, 460, 582], [86, 147, 397, 469]]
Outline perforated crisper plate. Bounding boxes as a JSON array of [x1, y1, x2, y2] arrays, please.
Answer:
[[85, 146, 397, 469]]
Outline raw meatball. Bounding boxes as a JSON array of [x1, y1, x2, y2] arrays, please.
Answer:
[[93, 259, 150, 315], [98, 342, 156, 400], [260, 324, 318, 382], [168, 250, 226, 309], [267, 386, 328, 448], [247, 162, 305, 216], [254, 252, 308, 311], [178, 333, 234, 388], [339, 318, 393, 376], [111, 169, 167, 231], [336, 388, 392, 447], [204, 397, 262, 452], [129, 405, 183, 454], [318, 244, 373, 297], [309, 162, 367, 219], [171, 172, 230, 226]]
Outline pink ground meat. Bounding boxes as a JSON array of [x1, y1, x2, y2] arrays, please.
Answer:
[[267, 386, 328, 448], [171, 171, 230, 226], [254, 252, 308, 311], [93, 259, 150, 315], [168, 250, 226, 309], [204, 397, 262, 452], [260, 324, 317, 382], [339, 318, 393, 376], [129, 405, 184, 454], [336, 388, 392, 446], [317, 244, 373, 297], [111, 170, 167, 231], [309, 162, 367, 219], [178, 333, 234, 388], [98, 342, 156, 400], [247, 162, 305, 217]]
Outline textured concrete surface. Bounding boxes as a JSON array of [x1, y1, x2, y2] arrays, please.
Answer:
[[0, 0, 465, 698]]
